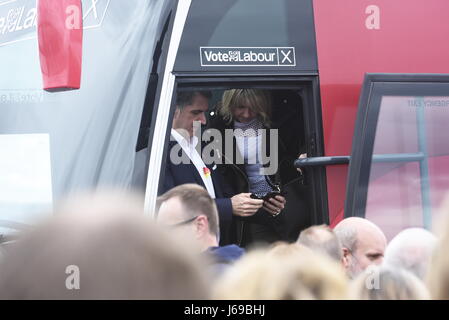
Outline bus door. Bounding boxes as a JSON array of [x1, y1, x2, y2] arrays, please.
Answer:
[[344, 73, 449, 239], [142, 0, 330, 238]]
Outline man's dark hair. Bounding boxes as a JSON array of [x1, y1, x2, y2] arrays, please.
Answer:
[[176, 90, 212, 110], [157, 184, 219, 237]]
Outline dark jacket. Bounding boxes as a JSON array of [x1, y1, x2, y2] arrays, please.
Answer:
[[160, 140, 233, 245], [207, 245, 245, 264], [206, 93, 310, 244], [203, 245, 245, 275]]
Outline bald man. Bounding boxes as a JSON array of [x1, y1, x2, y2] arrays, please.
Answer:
[[333, 217, 387, 278]]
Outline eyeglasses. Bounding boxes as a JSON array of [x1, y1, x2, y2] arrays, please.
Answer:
[[169, 215, 199, 228]]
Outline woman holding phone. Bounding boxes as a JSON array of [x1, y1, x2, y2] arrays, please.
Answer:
[[207, 89, 308, 247]]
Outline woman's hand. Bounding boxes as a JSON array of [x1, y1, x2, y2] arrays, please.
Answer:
[[263, 195, 286, 217], [231, 193, 264, 217], [297, 153, 307, 174]]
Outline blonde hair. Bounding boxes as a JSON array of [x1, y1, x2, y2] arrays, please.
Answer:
[[350, 266, 430, 300], [213, 244, 348, 300], [268, 241, 309, 257], [219, 89, 272, 126]]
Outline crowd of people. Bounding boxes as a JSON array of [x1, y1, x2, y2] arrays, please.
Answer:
[[0, 185, 447, 300], [0, 88, 447, 299]]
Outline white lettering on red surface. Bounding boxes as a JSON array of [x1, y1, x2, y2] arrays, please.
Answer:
[[66, 4, 81, 30], [365, 5, 380, 30]]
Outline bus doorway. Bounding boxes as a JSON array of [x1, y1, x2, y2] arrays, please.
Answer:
[[138, 0, 327, 245], [149, 76, 328, 246]]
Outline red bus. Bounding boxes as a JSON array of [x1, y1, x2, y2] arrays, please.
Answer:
[[1, 0, 449, 242]]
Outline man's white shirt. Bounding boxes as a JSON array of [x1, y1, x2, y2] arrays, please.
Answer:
[[171, 129, 216, 199]]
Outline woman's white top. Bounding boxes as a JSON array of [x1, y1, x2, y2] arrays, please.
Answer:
[[234, 119, 273, 195], [171, 129, 216, 198]]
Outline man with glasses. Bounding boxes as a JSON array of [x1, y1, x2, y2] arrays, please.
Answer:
[[157, 184, 245, 274]]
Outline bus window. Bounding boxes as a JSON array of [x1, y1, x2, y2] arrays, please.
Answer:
[[156, 82, 325, 247], [346, 74, 449, 239], [0, 134, 52, 236]]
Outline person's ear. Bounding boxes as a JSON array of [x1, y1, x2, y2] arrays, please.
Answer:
[[194, 215, 209, 239], [341, 247, 351, 269], [173, 108, 181, 120]]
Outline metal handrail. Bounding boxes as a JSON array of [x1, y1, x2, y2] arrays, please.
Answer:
[[294, 156, 350, 167], [293, 152, 428, 168]]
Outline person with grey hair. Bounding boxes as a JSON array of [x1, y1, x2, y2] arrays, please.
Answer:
[[350, 265, 430, 300], [384, 228, 437, 280], [428, 194, 449, 299], [333, 217, 387, 279], [297, 224, 342, 261]]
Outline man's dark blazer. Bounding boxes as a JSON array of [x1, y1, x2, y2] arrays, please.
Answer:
[[159, 140, 233, 245]]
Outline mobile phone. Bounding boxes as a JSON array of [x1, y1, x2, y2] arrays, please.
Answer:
[[250, 191, 286, 201], [262, 191, 282, 201], [250, 193, 264, 200]]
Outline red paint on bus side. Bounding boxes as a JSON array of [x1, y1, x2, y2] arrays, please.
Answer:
[[313, 0, 449, 226], [37, 0, 83, 90]]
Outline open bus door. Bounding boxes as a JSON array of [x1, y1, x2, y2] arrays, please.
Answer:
[[344, 74, 449, 239], [142, 0, 330, 241]]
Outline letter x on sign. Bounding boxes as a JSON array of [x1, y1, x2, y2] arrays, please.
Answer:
[[278, 48, 295, 66], [281, 50, 292, 64]]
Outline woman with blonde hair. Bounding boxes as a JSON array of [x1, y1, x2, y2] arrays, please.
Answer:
[[219, 89, 272, 127], [207, 89, 308, 247]]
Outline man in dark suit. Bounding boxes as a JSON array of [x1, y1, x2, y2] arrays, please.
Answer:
[[160, 90, 263, 245]]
